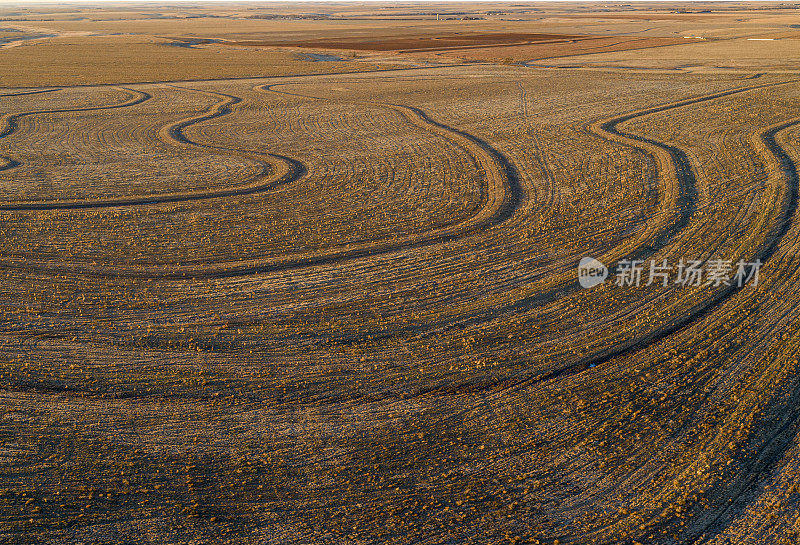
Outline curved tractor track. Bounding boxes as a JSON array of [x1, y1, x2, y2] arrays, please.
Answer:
[[0, 82, 521, 278], [396, 81, 800, 545], [0, 86, 301, 211], [2, 78, 799, 371], [506, 83, 800, 388], [542, 112, 800, 544], [445, 88, 800, 545], [403, 80, 800, 391], [0, 88, 60, 98], [379, 82, 800, 412], [2, 79, 799, 374], [9, 80, 787, 284], [198, 79, 800, 390], [662, 114, 800, 545], [0, 87, 151, 176]]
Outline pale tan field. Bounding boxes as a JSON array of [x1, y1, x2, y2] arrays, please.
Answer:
[[527, 35, 800, 71], [0, 34, 388, 88], [4, 3, 800, 545]]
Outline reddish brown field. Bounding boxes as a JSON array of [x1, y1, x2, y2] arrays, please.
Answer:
[[223, 32, 587, 51], [430, 35, 689, 62]]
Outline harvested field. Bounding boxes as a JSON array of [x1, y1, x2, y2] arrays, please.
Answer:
[[5, 2, 800, 545]]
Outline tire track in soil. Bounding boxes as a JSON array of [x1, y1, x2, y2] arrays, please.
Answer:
[[513, 112, 800, 390], [3, 80, 796, 379], [0, 83, 521, 278], [4, 80, 800, 408], [0, 87, 151, 176], [231, 80, 800, 414], [654, 116, 800, 545], [218, 79, 798, 374], [544, 112, 800, 545], [3, 74, 800, 544], [12, 78, 771, 281], [0, 88, 60, 98], [0, 86, 302, 211]]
